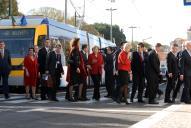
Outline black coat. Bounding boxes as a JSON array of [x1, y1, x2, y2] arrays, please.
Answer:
[[46, 51, 64, 76], [167, 52, 179, 75], [131, 51, 148, 76], [180, 50, 191, 77], [146, 50, 160, 79], [80, 50, 88, 65], [104, 53, 114, 72], [38, 47, 49, 74], [0, 49, 11, 74]]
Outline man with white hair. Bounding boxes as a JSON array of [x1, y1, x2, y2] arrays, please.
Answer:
[[180, 41, 191, 104]]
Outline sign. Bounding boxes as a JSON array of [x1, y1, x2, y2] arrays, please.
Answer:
[[0, 28, 34, 39], [184, 0, 191, 6]]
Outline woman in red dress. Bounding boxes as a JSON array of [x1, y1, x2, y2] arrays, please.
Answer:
[[24, 48, 38, 99]]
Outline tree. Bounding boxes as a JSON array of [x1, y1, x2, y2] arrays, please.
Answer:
[[92, 23, 126, 46], [0, 0, 20, 19], [30, 7, 65, 22]]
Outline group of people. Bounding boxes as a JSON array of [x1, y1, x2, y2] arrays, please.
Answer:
[[1, 38, 191, 105]]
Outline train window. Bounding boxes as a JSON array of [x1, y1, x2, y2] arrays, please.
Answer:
[[37, 35, 46, 48]]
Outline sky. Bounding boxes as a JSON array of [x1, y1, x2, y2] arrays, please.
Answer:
[[17, 0, 191, 45]]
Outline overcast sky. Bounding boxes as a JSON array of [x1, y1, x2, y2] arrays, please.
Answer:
[[17, 0, 191, 45]]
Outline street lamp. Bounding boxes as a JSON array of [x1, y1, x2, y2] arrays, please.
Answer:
[[106, 8, 117, 42], [128, 26, 137, 44]]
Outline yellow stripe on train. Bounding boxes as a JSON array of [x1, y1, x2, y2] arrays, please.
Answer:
[[11, 58, 24, 66], [10, 70, 24, 77]]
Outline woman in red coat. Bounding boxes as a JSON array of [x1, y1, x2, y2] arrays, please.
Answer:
[[117, 43, 132, 104], [24, 48, 38, 99], [87, 46, 104, 101]]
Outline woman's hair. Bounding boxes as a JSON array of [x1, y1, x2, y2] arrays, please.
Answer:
[[92, 45, 99, 51], [70, 38, 80, 47], [123, 43, 131, 51]]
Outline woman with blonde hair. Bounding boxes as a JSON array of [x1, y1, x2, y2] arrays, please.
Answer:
[[117, 43, 132, 104], [87, 46, 104, 101], [66, 38, 87, 101]]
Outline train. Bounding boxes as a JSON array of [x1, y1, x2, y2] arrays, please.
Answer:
[[0, 16, 116, 88]]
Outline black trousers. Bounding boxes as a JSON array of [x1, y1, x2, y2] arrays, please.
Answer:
[[165, 75, 177, 100], [82, 78, 88, 99], [0, 73, 9, 97], [50, 74, 60, 100], [105, 70, 114, 97], [182, 76, 191, 102], [172, 77, 184, 100], [40, 75, 48, 100], [131, 74, 145, 101], [91, 75, 101, 100], [147, 76, 159, 102]]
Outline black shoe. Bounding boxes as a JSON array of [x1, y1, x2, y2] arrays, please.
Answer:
[[125, 100, 130, 105], [138, 100, 145, 103], [83, 97, 90, 101], [53, 99, 59, 102], [68, 98, 76, 102], [164, 99, 173, 103], [116, 98, 121, 104], [185, 101, 191, 104], [41, 98, 47, 100], [149, 101, 159, 104], [5, 94, 10, 99]]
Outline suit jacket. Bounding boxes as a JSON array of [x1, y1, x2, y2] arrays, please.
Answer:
[[180, 50, 191, 76], [104, 53, 114, 72], [38, 47, 49, 74], [131, 51, 148, 76], [80, 50, 88, 65], [146, 50, 160, 79], [46, 51, 64, 77], [167, 51, 178, 75], [0, 49, 11, 74]]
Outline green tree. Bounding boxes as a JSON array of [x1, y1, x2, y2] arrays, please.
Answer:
[[0, 0, 20, 19], [92, 23, 126, 46]]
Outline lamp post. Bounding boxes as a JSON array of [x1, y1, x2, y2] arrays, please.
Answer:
[[64, 0, 67, 24], [128, 26, 137, 44], [106, 8, 117, 42]]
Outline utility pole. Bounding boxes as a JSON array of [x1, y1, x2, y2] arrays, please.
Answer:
[[106, 8, 117, 42], [128, 26, 137, 44], [74, 11, 77, 27], [9, 0, 12, 17], [64, 0, 67, 24]]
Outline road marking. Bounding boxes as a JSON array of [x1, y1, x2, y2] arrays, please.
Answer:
[[129, 105, 183, 128]]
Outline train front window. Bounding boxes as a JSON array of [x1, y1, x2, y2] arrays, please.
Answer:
[[0, 28, 35, 58]]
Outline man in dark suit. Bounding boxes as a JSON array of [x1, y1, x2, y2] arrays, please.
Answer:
[[180, 41, 191, 104], [104, 46, 114, 98], [146, 43, 162, 104], [131, 42, 148, 103], [164, 43, 179, 103], [38, 39, 51, 100], [46, 44, 64, 101], [80, 44, 89, 100], [0, 41, 11, 99]]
